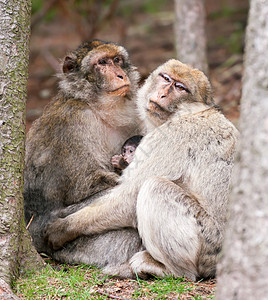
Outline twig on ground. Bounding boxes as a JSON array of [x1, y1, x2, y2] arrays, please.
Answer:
[[96, 289, 128, 300]]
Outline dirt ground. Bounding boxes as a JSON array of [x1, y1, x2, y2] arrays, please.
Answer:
[[25, 0, 248, 298], [86, 276, 217, 299]]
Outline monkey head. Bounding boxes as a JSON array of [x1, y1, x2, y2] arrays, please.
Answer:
[[59, 39, 140, 103], [122, 135, 143, 164], [122, 144, 136, 164], [137, 59, 214, 131]]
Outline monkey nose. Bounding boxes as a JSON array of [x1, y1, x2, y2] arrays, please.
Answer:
[[158, 91, 168, 100], [159, 86, 173, 99], [117, 75, 124, 80]]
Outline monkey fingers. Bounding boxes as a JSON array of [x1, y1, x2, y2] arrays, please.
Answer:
[[45, 216, 80, 250], [44, 204, 110, 249], [111, 155, 123, 169]]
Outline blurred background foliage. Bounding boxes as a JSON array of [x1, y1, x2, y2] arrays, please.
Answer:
[[26, 0, 249, 131], [30, 0, 246, 55], [31, 0, 169, 41]]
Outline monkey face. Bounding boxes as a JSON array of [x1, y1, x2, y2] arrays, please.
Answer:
[[137, 59, 213, 127], [146, 72, 191, 121], [88, 47, 131, 97], [61, 40, 137, 100], [122, 144, 137, 164]]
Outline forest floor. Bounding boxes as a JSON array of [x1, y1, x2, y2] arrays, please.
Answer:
[[23, 1, 248, 298], [15, 260, 217, 299]]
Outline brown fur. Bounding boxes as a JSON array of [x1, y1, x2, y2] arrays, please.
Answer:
[[24, 40, 142, 260]]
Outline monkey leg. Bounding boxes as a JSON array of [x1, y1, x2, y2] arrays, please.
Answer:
[[130, 250, 171, 279], [51, 228, 143, 279], [135, 177, 201, 281]]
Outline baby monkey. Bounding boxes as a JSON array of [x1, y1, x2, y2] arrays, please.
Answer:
[[112, 135, 143, 172]]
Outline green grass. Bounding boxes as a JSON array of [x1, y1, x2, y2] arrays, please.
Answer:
[[133, 275, 193, 299], [14, 264, 108, 299], [13, 263, 215, 299]]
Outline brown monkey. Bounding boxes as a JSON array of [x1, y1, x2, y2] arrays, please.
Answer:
[[112, 135, 143, 172], [45, 59, 239, 280], [24, 40, 142, 257]]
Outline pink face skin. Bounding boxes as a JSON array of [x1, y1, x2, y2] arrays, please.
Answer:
[[122, 144, 137, 164]]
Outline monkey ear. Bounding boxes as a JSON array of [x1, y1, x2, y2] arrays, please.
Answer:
[[199, 80, 213, 105], [192, 69, 213, 105], [63, 56, 77, 73]]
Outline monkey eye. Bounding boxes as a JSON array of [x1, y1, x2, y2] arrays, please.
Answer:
[[174, 81, 190, 92], [159, 73, 172, 82], [113, 56, 122, 64], [98, 58, 107, 65]]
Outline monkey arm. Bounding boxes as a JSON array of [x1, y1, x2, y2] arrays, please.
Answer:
[[45, 184, 138, 250], [119, 158, 129, 169], [45, 123, 182, 250]]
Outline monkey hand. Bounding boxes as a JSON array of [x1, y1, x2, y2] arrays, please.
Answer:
[[111, 155, 124, 169], [111, 155, 128, 170], [45, 216, 79, 250]]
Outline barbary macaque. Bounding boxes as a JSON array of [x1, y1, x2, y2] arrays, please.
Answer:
[[45, 59, 239, 280], [112, 135, 143, 171], [24, 39, 142, 260]]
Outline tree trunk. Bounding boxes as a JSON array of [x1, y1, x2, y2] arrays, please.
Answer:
[[0, 0, 44, 294], [216, 0, 268, 299], [174, 0, 208, 74]]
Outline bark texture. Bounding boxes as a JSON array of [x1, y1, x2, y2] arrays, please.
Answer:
[[216, 0, 268, 299], [0, 0, 44, 290], [174, 0, 208, 74]]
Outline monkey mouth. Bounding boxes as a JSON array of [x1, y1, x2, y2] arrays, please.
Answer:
[[148, 100, 172, 119], [108, 85, 130, 96], [149, 100, 166, 112]]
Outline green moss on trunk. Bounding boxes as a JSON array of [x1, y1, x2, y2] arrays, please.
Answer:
[[0, 0, 44, 288]]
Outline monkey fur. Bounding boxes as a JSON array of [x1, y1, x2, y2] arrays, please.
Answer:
[[24, 40, 143, 263], [45, 59, 239, 280]]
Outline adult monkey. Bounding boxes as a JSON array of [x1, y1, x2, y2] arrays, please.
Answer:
[[46, 59, 239, 280], [24, 40, 143, 271]]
